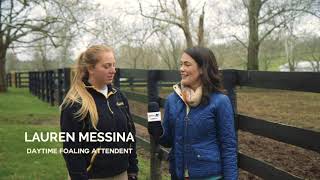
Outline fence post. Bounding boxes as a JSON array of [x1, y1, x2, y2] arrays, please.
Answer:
[[45, 71, 50, 103], [34, 72, 37, 95], [13, 72, 17, 88], [39, 72, 42, 99], [129, 77, 134, 91], [222, 70, 238, 115], [36, 72, 40, 98], [16, 73, 19, 88], [31, 72, 35, 95], [5, 73, 10, 87], [222, 69, 238, 130], [9, 72, 13, 87], [147, 70, 162, 180], [37, 72, 40, 98], [41, 71, 45, 101], [114, 68, 120, 89], [63, 68, 71, 99], [221, 69, 239, 165], [18, 73, 21, 88], [48, 70, 55, 106], [33, 72, 36, 95], [28, 72, 32, 94], [57, 69, 63, 105]]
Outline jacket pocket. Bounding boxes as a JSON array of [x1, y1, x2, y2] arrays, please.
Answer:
[[193, 148, 221, 162], [192, 112, 216, 133]]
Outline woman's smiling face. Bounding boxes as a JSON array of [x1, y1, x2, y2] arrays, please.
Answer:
[[180, 53, 202, 90]]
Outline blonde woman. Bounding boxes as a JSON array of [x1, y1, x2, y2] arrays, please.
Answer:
[[60, 45, 138, 180]]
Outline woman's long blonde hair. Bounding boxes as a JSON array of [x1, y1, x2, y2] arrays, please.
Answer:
[[60, 45, 113, 130]]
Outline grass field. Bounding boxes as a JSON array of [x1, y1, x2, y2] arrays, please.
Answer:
[[0, 88, 169, 180], [0, 88, 59, 125], [237, 87, 320, 132]]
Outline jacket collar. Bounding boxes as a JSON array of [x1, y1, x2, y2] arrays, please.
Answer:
[[82, 78, 117, 98], [173, 83, 185, 103], [173, 83, 190, 114]]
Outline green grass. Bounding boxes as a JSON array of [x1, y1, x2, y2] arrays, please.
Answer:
[[0, 88, 59, 125], [0, 125, 65, 180], [0, 124, 160, 180], [0, 88, 169, 180]]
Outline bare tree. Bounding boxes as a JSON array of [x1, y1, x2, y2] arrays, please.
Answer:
[[56, 19, 77, 68], [120, 29, 157, 69], [283, 21, 299, 72], [139, 45, 161, 69], [35, 0, 92, 69], [305, 34, 320, 72], [32, 38, 51, 71], [153, 29, 183, 70], [137, 0, 206, 48], [5, 50, 19, 72], [118, 45, 145, 69], [231, 0, 319, 70], [259, 35, 283, 71], [0, 0, 77, 92]]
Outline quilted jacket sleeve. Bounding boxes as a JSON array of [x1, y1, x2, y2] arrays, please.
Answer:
[[215, 94, 238, 180]]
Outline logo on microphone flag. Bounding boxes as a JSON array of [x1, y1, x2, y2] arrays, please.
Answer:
[[147, 112, 161, 122]]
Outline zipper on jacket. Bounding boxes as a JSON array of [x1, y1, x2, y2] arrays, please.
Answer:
[[106, 90, 115, 115], [87, 84, 116, 115], [107, 100, 114, 114], [184, 114, 190, 177]]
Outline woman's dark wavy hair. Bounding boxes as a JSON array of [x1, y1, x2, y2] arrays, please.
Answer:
[[184, 46, 225, 105]]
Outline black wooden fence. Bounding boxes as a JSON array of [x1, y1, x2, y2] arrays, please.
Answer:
[[117, 69, 320, 180], [6, 69, 71, 106], [6, 69, 320, 180], [6, 71, 29, 88]]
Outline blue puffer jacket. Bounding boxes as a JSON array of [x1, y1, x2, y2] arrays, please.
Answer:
[[159, 88, 238, 180]]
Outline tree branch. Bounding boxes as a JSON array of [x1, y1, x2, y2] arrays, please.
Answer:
[[138, 0, 183, 28], [232, 35, 248, 48]]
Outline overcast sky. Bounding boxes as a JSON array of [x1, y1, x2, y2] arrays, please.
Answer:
[[14, 0, 320, 61]]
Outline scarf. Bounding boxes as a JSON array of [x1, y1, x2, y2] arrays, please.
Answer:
[[173, 83, 202, 107], [181, 84, 202, 107]]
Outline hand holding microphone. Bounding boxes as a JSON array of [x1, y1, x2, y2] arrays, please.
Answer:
[[147, 102, 163, 143]]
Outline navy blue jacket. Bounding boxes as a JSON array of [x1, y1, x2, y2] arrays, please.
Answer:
[[159, 91, 238, 180], [60, 83, 138, 180]]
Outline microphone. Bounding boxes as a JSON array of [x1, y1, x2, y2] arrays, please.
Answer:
[[147, 102, 163, 142]]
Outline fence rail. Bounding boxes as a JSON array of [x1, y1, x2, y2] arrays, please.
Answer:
[[236, 70, 320, 93], [6, 68, 320, 180], [238, 115, 320, 153], [6, 72, 29, 88]]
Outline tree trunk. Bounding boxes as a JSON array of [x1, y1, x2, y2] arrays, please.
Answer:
[[247, 0, 261, 70], [183, 29, 193, 48], [247, 41, 260, 70], [0, 55, 7, 92], [198, 5, 205, 46], [284, 34, 296, 72], [180, 0, 193, 48]]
